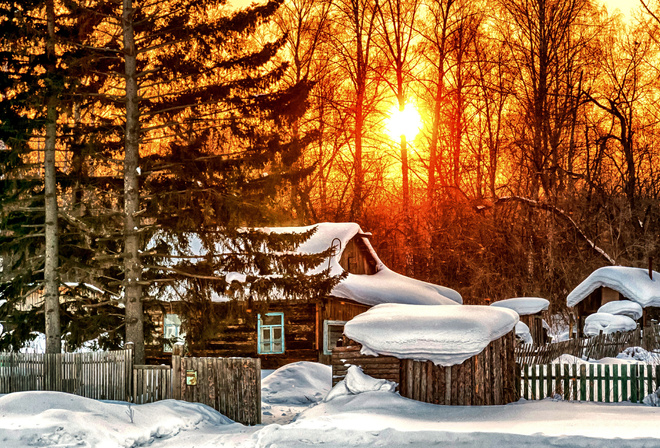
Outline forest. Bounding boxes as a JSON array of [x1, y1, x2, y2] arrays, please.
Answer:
[[1, 0, 660, 360]]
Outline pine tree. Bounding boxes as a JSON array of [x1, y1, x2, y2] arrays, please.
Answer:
[[0, 0, 124, 352], [63, 0, 333, 362]]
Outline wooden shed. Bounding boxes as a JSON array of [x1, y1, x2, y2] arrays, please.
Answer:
[[145, 223, 462, 368], [332, 303, 520, 406], [332, 331, 519, 406], [567, 266, 660, 337]]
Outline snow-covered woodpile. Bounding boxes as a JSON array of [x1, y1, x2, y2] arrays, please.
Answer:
[[491, 297, 550, 345], [331, 304, 520, 406]]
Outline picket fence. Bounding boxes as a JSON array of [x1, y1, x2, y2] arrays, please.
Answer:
[[521, 363, 660, 403], [516, 325, 660, 365]]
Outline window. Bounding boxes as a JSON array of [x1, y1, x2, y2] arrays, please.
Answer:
[[163, 314, 184, 352], [258, 312, 285, 354], [323, 320, 347, 355]]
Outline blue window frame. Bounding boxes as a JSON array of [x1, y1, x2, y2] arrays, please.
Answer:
[[163, 314, 183, 353], [258, 312, 285, 354]]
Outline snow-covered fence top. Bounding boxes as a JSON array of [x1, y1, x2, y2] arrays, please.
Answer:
[[490, 297, 549, 315], [567, 266, 660, 308], [343, 303, 519, 366]]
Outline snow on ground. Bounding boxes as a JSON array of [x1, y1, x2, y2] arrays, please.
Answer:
[[261, 362, 331, 424], [0, 391, 236, 448], [3, 359, 660, 447], [344, 303, 518, 366]]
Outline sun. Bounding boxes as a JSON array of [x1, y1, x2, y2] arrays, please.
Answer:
[[385, 103, 422, 142]]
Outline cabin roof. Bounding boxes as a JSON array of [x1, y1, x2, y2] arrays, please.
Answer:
[[176, 222, 462, 306], [567, 266, 660, 309], [267, 223, 462, 306]]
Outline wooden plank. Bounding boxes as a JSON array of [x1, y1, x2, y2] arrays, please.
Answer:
[[631, 365, 638, 403], [579, 364, 586, 401], [604, 365, 611, 403], [492, 337, 503, 404], [621, 364, 628, 402], [613, 364, 619, 402]]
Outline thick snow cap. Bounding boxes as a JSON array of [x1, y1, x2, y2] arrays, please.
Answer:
[[343, 303, 518, 367], [567, 266, 660, 308], [515, 321, 533, 344], [268, 223, 462, 306], [598, 300, 643, 320], [490, 297, 549, 315], [583, 312, 637, 336]]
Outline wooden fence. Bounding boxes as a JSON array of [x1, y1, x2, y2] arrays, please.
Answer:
[[516, 325, 660, 365], [173, 356, 261, 425], [0, 350, 132, 401], [521, 363, 660, 403], [0, 350, 261, 425], [133, 364, 172, 404]]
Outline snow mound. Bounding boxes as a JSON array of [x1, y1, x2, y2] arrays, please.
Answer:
[[643, 388, 660, 406], [491, 297, 549, 315], [617, 346, 660, 364], [344, 303, 518, 366], [516, 321, 533, 345], [567, 266, 660, 308], [583, 312, 637, 336], [0, 391, 233, 448], [597, 300, 643, 320], [262, 361, 332, 405], [325, 366, 396, 402], [551, 354, 587, 364]]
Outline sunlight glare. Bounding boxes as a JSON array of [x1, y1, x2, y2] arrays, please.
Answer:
[[386, 103, 422, 142]]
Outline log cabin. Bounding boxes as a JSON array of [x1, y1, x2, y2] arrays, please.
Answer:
[[567, 266, 660, 337], [145, 223, 462, 368]]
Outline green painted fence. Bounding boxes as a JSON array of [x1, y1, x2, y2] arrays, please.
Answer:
[[521, 363, 660, 403]]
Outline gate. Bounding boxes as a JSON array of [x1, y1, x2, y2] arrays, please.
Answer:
[[172, 354, 261, 425]]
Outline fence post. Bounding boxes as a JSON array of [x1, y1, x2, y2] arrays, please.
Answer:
[[125, 342, 134, 402], [172, 343, 182, 400]]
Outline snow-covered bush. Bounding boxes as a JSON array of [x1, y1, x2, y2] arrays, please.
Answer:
[[643, 388, 660, 407]]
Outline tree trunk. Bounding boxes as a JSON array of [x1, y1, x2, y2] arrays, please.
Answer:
[[122, 0, 145, 364], [44, 0, 61, 355]]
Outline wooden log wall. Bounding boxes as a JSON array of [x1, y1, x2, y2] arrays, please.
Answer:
[[146, 300, 318, 369], [331, 331, 518, 406], [331, 346, 400, 387]]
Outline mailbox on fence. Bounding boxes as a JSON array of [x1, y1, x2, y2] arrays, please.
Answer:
[[186, 370, 197, 386]]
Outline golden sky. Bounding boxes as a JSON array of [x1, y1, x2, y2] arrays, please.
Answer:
[[601, 0, 639, 18]]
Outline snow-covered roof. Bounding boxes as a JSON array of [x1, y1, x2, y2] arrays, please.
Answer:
[[583, 312, 637, 337], [190, 222, 462, 307], [269, 223, 462, 306], [597, 300, 643, 320], [491, 297, 549, 315], [343, 303, 518, 366], [567, 266, 660, 308]]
